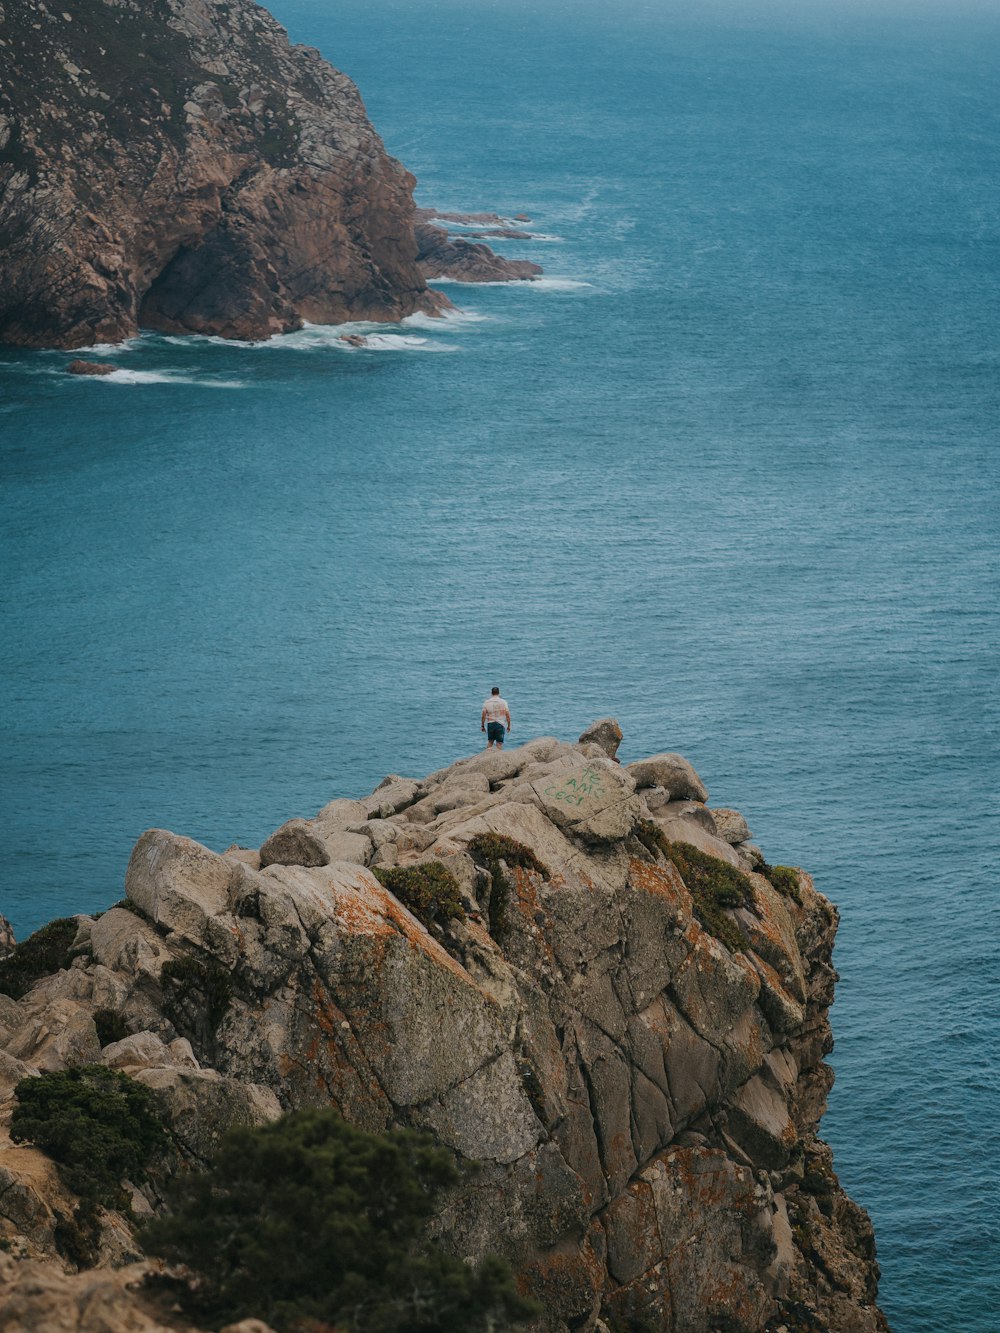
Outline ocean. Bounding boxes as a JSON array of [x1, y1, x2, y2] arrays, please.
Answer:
[[1, 1, 997, 1327]]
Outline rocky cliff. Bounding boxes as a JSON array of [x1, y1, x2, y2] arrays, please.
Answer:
[[0, 0, 453, 346], [0, 725, 888, 1332]]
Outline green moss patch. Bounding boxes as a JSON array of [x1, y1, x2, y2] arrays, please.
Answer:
[[763, 863, 803, 904], [636, 821, 751, 954], [0, 918, 78, 999], [372, 862, 465, 933], [466, 833, 549, 937]]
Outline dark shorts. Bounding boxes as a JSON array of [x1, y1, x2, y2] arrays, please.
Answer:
[[487, 722, 506, 743]]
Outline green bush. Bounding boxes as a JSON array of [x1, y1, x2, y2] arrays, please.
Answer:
[[11, 1065, 170, 1205], [11, 1064, 170, 1264], [372, 862, 466, 933], [763, 863, 803, 905], [635, 822, 750, 954], [0, 918, 78, 999], [466, 834, 549, 936], [144, 1107, 538, 1332]]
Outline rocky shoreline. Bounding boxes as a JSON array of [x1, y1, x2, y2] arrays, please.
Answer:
[[0, 721, 887, 1332], [0, 0, 541, 349], [414, 209, 545, 283]]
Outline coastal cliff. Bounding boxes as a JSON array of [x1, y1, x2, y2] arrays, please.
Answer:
[[0, 0, 451, 347], [0, 724, 887, 1332]]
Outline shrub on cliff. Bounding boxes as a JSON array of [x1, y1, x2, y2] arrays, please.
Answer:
[[160, 954, 233, 1046], [0, 917, 78, 999], [11, 1064, 171, 1263], [372, 861, 466, 932], [466, 833, 549, 936], [144, 1107, 537, 1332], [636, 821, 751, 953], [763, 862, 803, 904]]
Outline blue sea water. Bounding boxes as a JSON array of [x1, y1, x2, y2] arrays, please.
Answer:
[[1, 0, 998, 1327]]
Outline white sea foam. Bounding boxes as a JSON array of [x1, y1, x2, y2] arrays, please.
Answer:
[[75, 337, 142, 354], [403, 308, 489, 330], [92, 369, 246, 387], [158, 333, 260, 348], [427, 275, 592, 291], [254, 321, 458, 352], [341, 333, 457, 353]]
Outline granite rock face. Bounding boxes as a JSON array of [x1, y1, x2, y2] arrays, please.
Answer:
[[0, 0, 448, 347], [0, 727, 888, 1333]]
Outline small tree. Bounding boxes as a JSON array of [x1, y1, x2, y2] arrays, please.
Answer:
[[144, 1107, 537, 1332], [11, 1065, 170, 1206], [11, 1064, 171, 1265]]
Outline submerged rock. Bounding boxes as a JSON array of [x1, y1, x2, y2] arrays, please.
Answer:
[[66, 360, 117, 376], [0, 725, 888, 1332]]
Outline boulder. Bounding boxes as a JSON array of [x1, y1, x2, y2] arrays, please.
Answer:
[[223, 845, 262, 870], [627, 752, 709, 802], [125, 830, 233, 944], [132, 1066, 282, 1162], [311, 797, 368, 837], [5, 999, 101, 1071], [530, 760, 641, 843], [648, 802, 742, 866], [321, 829, 373, 865], [89, 906, 171, 977], [65, 359, 117, 375], [259, 819, 330, 869], [363, 777, 420, 820], [577, 718, 624, 759], [0, 915, 14, 959], [101, 1030, 181, 1071], [712, 808, 752, 844]]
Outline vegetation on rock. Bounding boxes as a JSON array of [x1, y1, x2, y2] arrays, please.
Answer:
[[160, 955, 233, 1044], [93, 1008, 129, 1048], [11, 1064, 170, 1263], [764, 863, 803, 904], [466, 833, 549, 936], [0, 917, 78, 999], [636, 821, 751, 953], [372, 861, 466, 933], [143, 1107, 538, 1332]]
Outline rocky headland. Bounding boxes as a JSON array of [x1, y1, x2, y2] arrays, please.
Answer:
[[0, 0, 540, 348], [414, 208, 544, 283], [0, 722, 887, 1332]]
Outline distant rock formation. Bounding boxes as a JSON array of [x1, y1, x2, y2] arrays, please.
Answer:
[[0, 727, 888, 1332], [414, 211, 543, 283], [0, 0, 450, 347]]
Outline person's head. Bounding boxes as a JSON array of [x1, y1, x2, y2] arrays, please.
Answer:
[[491, 686, 500, 696]]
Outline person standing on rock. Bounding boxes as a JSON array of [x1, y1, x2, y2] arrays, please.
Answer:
[[481, 687, 512, 749]]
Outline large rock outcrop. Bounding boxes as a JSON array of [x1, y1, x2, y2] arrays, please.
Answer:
[[0, 729, 888, 1332], [0, 0, 450, 347]]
